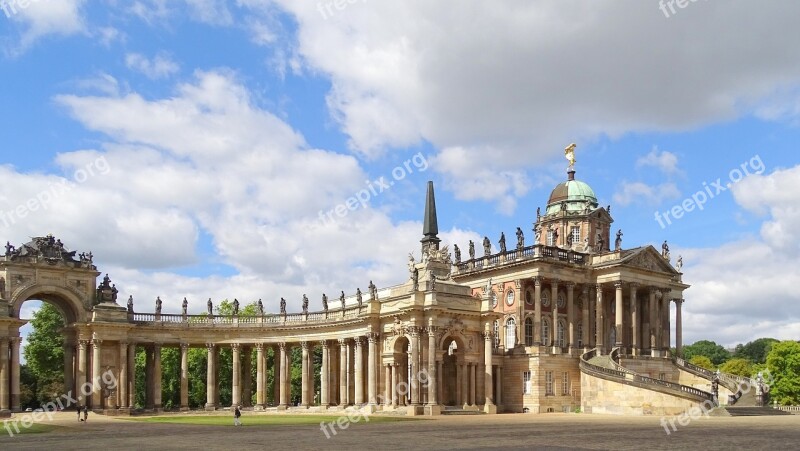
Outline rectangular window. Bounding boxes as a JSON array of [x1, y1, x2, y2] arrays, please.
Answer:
[[545, 371, 554, 396], [562, 372, 569, 395], [571, 226, 580, 245], [547, 231, 554, 246], [523, 371, 531, 395]]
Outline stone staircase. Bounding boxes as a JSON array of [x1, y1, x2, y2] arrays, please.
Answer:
[[711, 406, 792, 417], [440, 406, 483, 415]]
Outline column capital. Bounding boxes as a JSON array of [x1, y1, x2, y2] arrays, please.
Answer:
[[254, 343, 264, 351], [366, 332, 380, 342], [550, 279, 559, 288], [231, 343, 240, 351], [629, 282, 640, 289], [278, 342, 288, 350], [613, 280, 624, 289], [337, 338, 348, 346], [581, 284, 589, 295], [482, 330, 494, 341], [565, 282, 576, 289], [91, 338, 103, 347], [118, 340, 128, 347], [425, 326, 438, 338], [206, 342, 216, 350], [180, 342, 189, 351], [320, 339, 329, 349], [407, 326, 422, 337], [78, 339, 89, 349], [353, 336, 364, 346], [673, 298, 685, 305], [301, 341, 310, 350], [595, 283, 604, 291], [532, 276, 543, 286]]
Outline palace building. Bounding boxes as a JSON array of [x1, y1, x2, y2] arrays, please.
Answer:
[[0, 160, 742, 417]]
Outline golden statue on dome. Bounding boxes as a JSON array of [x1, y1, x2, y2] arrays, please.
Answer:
[[564, 143, 577, 170]]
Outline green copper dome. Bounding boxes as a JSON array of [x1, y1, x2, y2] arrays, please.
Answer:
[[545, 171, 598, 214]]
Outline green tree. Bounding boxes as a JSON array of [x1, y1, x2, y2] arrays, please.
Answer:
[[766, 340, 800, 405], [23, 303, 65, 382], [689, 355, 714, 370], [683, 340, 730, 366], [733, 338, 778, 364], [719, 358, 753, 377]]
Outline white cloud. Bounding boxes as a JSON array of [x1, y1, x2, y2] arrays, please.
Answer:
[[0, 70, 436, 312], [125, 52, 180, 79], [4, 0, 86, 54], [612, 181, 680, 207], [636, 148, 681, 176], [261, 0, 800, 208], [679, 163, 800, 346]]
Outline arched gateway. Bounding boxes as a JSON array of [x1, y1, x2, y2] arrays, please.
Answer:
[[1, 171, 695, 418]]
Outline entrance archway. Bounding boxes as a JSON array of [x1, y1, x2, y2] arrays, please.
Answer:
[[440, 335, 466, 406]]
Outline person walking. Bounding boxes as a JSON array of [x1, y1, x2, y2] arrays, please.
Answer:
[[83, 405, 88, 422], [78, 407, 82, 422], [233, 406, 242, 426]]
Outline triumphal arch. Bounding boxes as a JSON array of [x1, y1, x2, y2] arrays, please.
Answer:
[[1, 155, 742, 417]]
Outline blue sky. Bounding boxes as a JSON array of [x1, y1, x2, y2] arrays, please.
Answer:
[[2, 1, 799, 355]]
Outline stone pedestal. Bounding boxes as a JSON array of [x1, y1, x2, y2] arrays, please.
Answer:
[[406, 405, 424, 416], [424, 404, 441, 416], [484, 403, 497, 414]]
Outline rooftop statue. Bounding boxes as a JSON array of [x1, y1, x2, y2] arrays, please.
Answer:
[[564, 143, 577, 169], [280, 297, 287, 314]]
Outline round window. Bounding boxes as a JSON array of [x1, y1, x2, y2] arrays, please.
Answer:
[[506, 290, 515, 306], [491, 291, 498, 308], [557, 294, 566, 308], [525, 289, 533, 305], [541, 292, 550, 307]]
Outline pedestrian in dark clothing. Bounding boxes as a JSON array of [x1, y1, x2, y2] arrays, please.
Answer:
[[78, 407, 82, 422], [234, 406, 242, 426], [83, 405, 88, 422]]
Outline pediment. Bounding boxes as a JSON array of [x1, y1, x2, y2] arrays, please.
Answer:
[[624, 247, 678, 274]]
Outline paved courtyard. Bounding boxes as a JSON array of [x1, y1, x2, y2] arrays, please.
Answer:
[[1, 411, 798, 450]]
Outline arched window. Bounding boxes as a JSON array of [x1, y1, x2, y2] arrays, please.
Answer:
[[557, 320, 566, 348], [524, 317, 533, 346], [541, 318, 550, 346], [506, 317, 516, 348]]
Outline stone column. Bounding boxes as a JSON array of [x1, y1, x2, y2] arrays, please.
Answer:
[[533, 277, 542, 345], [581, 286, 590, 350], [470, 363, 476, 406], [255, 344, 265, 408], [75, 340, 87, 407], [426, 328, 438, 406], [64, 343, 75, 402], [566, 282, 575, 351], [127, 343, 136, 409], [630, 283, 639, 356], [649, 287, 658, 356], [367, 333, 378, 405], [145, 347, 153, 409], [0, 338, 9, 412], [205, 343, 216, 410], [461, 363, 469, 407], [153, 344, 162, 410], [588, 285, 596, 348], [272, 345, 280, 406], [10, 337, 20, 411], [455, 363, 462, 405], [614, 281, 624, 350], [384, 364, 392, 407], [278, 343, 289, 409], [551, 281, 559, 348], [483, 331, 494, 412], [231, 343, 241, 407], [354, 337, 364, 405], [180, 343, 189, 410], [119, 342, 128, 409], [675, 299, 684, 357], [662, 289, 671, 352], [595, 285, 604, 354], [91, 339, 102, 409], [321, 341, 329, 407], [391, 363, 398, 406], [242, 347, 252, 407], [338, 339, 348, 406], [410, 328, 421, 406], [301, 341, 310, 407]]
